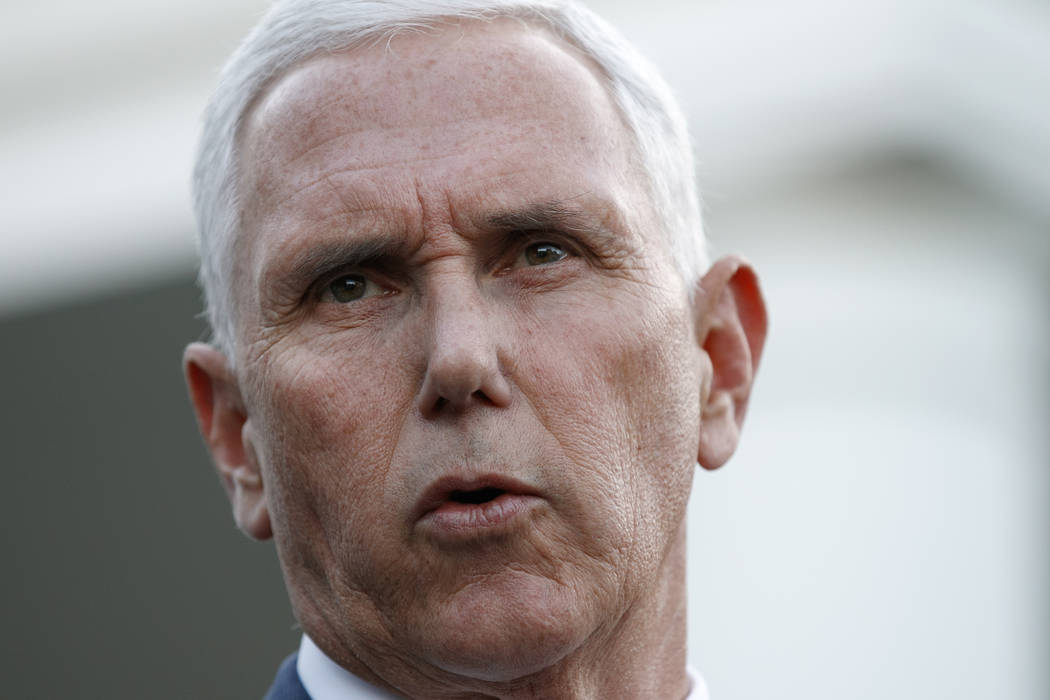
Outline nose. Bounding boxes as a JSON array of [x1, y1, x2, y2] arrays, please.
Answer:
[[416, 278, 512, 418]]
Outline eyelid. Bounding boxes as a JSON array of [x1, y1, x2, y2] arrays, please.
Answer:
[[312, 266, 394, 303], [502, 232, 581, 269]]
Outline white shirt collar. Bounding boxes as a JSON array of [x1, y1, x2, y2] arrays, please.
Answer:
[[297, 634, 402, 699], [687, 664, 710, 700], [297, 633, 710, 699]]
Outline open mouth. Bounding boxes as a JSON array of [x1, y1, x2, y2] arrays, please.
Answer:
[[412, 475, 542, 539], [447, 487, 506, 505]]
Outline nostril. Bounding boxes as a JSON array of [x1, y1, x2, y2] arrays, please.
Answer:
[[417, 344, 513, 418], [449, 488, 504, 505]]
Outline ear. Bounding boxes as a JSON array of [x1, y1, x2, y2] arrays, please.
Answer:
[[693, 256, 768, 470], [183, 342, 272, 540]]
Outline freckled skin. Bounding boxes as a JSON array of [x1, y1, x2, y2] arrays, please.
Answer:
[[234, 19, 703, 699]]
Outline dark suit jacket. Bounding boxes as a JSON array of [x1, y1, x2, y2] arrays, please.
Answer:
[[263, 653, 310, 700]]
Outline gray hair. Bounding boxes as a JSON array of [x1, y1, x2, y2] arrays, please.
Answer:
[[193, 0, 706, 356]]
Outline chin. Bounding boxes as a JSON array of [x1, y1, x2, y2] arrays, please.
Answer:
[[408, 570, 599, 682]]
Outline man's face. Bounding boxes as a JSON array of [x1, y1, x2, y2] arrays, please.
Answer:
[[232, 20, 705, 681]]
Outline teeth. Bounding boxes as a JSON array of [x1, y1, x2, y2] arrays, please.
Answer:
[[449, 487, 504, 505]]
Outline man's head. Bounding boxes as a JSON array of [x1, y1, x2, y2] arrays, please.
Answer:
[[185, 1, 766, 695]]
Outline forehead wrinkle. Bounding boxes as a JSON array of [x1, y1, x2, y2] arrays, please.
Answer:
[[246, 102, 572, 207], [261, 163, 624, 252], [246, 54, 592, 180], [239, 19, 634, 196], [243, 92, 578, 229], [250, 142, 516, 223]]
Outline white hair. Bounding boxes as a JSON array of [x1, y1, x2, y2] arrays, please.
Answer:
[[192, 0, 706, 356]]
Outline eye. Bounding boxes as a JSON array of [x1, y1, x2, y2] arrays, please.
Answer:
[[327, 273, 375, 303], [523, 242, 568, 266]]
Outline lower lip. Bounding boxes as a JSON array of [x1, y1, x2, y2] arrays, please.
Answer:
[[416, 493, 543, 542]]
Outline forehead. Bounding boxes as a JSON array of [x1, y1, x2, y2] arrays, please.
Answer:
[[241, 18, 641, 201], [233, 18, 653, 310], [245, 18, 628, 139]]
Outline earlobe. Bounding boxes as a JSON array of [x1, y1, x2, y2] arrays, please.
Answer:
[[693, 256, 768, 470], [183, 342, 272, 540]]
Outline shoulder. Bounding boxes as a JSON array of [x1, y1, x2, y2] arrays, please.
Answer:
[[262, 652, 311, 700]]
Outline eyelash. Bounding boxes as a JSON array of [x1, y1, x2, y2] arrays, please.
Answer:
[[310, 234, 583, 302], [500, 234, 580, 271], [311, 267, 391, 305]]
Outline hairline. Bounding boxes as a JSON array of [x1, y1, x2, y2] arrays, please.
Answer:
[[194, 1, 706, 361], [229, 16, 657, 315]]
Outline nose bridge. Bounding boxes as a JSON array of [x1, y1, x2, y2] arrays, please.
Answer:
[[426, 267, 486, 356], [417, 263, 511, 416]]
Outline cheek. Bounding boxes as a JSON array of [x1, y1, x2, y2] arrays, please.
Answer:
[[515, 290, 701, 552], [247, 342, 415, 563], [612, 313, 702, 541]]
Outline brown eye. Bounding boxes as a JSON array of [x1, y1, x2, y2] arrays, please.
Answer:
[[524, 242, 568, 266], [329, 274, 368, 302]]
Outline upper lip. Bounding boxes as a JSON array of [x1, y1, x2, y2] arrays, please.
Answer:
[[411, 473, 542, 522]]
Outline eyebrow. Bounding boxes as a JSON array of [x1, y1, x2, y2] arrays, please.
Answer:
[[265, 199, 629, 297], [267, 235, 402, 299], [484, 200, 603, 237], [482, 200, 631, 260]]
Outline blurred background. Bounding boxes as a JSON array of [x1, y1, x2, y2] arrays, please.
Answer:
[[1, 0, 1047, 697]]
